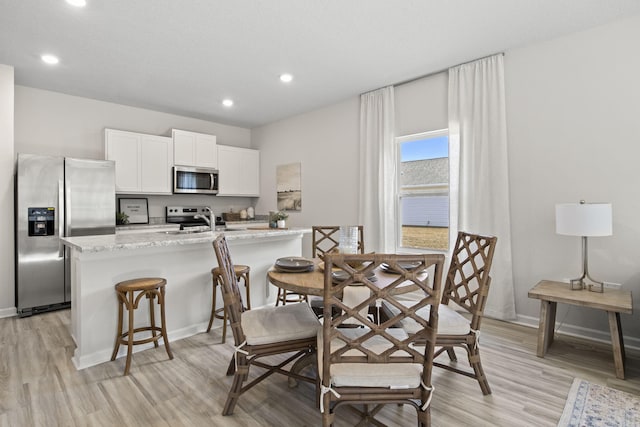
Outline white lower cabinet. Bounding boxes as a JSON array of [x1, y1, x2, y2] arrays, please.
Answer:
[[105, 129, 173, 194], [217, 145, 260, 197]]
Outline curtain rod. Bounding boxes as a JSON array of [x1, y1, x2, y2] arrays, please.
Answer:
[[365, 52, 505, 93]]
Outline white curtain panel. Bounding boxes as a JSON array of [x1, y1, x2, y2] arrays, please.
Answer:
[[448, 54, 516, 320], [358, 86, 396, 252]]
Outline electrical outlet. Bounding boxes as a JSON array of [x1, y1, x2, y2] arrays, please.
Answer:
[[603, 282, 622, 290]]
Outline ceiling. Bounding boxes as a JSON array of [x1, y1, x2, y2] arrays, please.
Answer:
[[2, 1, 640, 129]]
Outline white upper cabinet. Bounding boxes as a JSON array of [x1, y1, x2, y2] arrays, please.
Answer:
[[217, 145, 260, 197], [105, 129, 173, 195], [172, 129, 217, 168]]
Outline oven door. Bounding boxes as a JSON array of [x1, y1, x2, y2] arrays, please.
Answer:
[[173, 166, 218, 194]]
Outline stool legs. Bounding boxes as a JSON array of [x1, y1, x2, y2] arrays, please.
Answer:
[[275, 288, 308, 306], [111, 282, 173, 376]]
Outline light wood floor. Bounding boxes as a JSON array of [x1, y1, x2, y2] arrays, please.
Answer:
[[1, 310, 639, 427]]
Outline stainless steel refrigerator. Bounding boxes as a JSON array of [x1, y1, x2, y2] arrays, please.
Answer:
[[15, 154, 115, 316]]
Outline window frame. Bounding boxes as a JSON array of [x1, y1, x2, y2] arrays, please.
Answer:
[[395, 128, 452, 254]]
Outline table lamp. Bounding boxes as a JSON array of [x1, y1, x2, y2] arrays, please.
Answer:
[[555, 200, 612, 293]]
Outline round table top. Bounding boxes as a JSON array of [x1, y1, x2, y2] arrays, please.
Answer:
[[267, 259, 422, 297]]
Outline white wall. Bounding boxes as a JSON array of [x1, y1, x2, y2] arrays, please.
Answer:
[[14, 86, 255, 220], [506, 14, 640, 341], [0, 65, 15, 317], [253, 14, 640, 344], [252, 97, 360, 257]]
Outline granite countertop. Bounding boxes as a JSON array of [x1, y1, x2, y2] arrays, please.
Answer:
[[61, 227, 311, 254]]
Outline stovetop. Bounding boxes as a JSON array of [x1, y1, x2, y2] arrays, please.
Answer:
[[166, 206, 225, 228]]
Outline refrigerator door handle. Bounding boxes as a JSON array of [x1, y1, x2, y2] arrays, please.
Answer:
[[58, 179, 64, 257]]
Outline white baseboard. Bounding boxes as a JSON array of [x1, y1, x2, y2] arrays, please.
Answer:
[[512, 314, 640, 352], [0, 307, 17, 319]]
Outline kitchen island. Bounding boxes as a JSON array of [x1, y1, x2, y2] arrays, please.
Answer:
[[61, 227, 310, 370]]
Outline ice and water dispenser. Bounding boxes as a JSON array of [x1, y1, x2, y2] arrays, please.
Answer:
[[27, 207, 55, 236]]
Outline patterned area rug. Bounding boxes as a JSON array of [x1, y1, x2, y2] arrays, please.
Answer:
[[558, 378, 640, 426]]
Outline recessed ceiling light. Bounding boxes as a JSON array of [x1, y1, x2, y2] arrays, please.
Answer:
[[66, 0, 87, 7], [41, 54, 60, 65], [222, 99, 234, 107], [280, 73, 293, 83]]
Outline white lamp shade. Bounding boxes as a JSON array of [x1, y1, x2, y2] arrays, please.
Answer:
[[555, 203, 612, 237]]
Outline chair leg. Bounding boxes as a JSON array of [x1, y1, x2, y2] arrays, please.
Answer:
[[206, 276, 217, 333], [124, 291, 135, 376], [467, 343, 491, 395], [226, 356, 236, 376], [159, 286, 173, 360], [446, 347, 457, 361], [418, 406, 431, 427], [149, 292, 159, 348], [110, 295, 124, 361], [276, 288, 284, 306], [222, 360, 249, 415], [241, 271, 251, 310]]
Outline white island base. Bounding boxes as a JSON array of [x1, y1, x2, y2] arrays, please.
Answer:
[[64, 230, 307, 370]]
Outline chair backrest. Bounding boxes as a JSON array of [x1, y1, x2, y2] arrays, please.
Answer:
[[212, 234, 246, 346], [312, 226, 365, 259], [442, 231, 498, 331], [321, 253, 445, 383]]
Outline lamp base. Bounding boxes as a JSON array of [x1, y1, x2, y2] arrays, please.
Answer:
[[569, 277, 604, 293]]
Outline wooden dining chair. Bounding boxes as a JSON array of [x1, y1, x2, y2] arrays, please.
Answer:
[[212, 235, 320, 416], [312, 225, 365, 259], [304, 226, 366, 317], [385, 231, 498, 395], [319, 252, 445, 427]]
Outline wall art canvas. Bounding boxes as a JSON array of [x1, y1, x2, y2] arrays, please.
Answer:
[[277, 162, 302, 211]]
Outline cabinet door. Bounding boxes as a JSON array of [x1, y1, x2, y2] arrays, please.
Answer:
[[173, 130, 195, 166], [172, 129, 217, 168], [195, 133, 217, 168], [217, 145, 260, 196], [105, 129, 140, 193], [140, 135, 173, 194]]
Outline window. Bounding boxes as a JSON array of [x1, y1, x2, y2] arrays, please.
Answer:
[[396, 129, 450, 251]]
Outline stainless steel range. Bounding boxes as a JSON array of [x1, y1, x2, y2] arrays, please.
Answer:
[[165, 206, 225, 230]]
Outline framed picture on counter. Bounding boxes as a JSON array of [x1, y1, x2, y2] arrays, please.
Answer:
[[118, 198, 149, 224]]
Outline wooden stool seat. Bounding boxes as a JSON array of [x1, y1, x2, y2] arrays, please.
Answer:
[[207, 265, 251, 343], [110, 277, 173, 375]]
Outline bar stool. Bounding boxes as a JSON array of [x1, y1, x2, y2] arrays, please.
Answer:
[[110, 277, 173, 375], [207, 264, 251, 343], [275, 288, 308, 306]]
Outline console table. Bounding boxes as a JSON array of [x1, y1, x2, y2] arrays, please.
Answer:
[[528, 280, 633, 379]]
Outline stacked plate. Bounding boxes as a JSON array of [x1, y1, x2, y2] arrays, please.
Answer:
[[332, 270, 377, 284], [274, 257, 314, 273], [380, 261, 421, 275]]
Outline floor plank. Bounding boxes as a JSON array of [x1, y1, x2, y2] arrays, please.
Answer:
[[0, 310, 638, 426]]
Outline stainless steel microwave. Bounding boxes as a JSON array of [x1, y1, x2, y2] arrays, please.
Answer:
[[173, 166, 219, 194]]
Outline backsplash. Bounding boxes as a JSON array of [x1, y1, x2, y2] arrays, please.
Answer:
[[116, 194, 259, 223]]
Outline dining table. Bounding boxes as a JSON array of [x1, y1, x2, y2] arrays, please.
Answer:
[[267, 258, 424, 298]]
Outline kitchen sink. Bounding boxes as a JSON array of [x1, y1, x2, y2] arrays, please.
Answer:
[[159, 228, 211, 235]]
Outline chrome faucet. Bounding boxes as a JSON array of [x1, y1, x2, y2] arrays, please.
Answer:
[[194, 207, 213, 231]]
